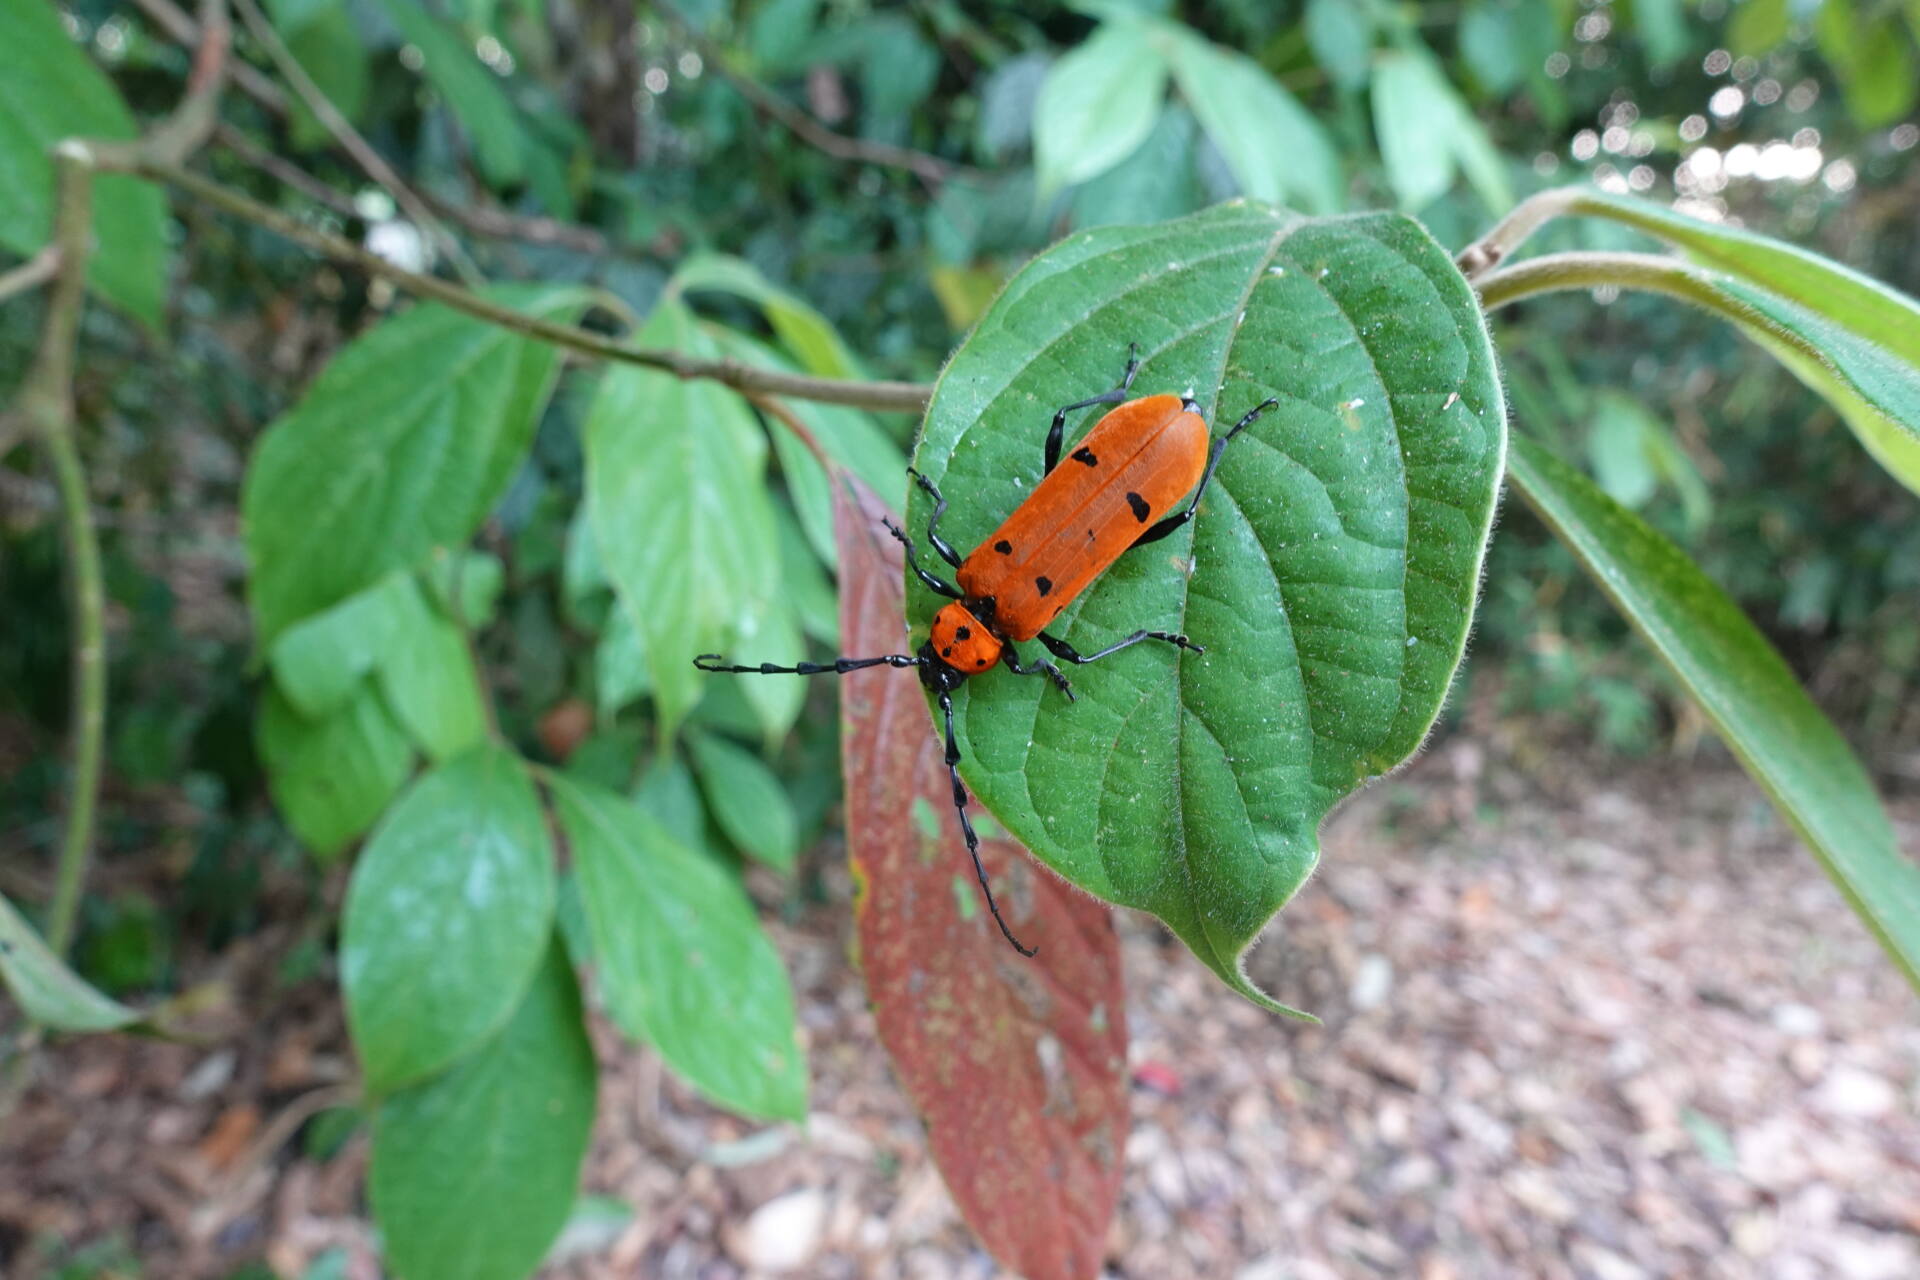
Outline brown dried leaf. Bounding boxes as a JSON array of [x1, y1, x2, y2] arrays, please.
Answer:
[[835, 476, 1129, 1280]]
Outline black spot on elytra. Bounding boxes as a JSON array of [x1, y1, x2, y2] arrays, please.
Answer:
[[994, 539, 1013, 555], [1035, 576, 1053, 597], [1126, 491, 1151, 522], [955, 625, 971, 640], [941, 646, 953, 658], [976, 656, 989, 667], [1071, 446, 1098, 467]]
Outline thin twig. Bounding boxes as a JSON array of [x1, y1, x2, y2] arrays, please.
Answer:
[[129, 0, 286, 113], [20, 151, 107, 960], [228, 0, 485, 285], [212, 123, 360, 217], [655, 0, 975, 186], [149, 0, 619, 256], [0, 246, 62, 305], [13, 1, 232, 961], [112, 155, 935, 412], [745, 392, 833, 469]]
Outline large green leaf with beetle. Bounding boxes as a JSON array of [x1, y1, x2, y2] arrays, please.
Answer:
[[907, 202, 1505, 1012]]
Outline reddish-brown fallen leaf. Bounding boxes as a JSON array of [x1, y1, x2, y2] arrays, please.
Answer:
[[834, 475, 1129, 1280]]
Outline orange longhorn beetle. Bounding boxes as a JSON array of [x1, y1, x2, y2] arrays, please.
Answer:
[[697, 346, 1278, 954]]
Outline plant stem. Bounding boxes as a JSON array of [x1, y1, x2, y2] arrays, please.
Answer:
[[0, 248, 61, 305], [228, 0, 485, 286], [1455, 186, 1587, 278], [654, 0, 975, 186], [41, 426, 107, 958], [1474, 250, 1727, 313], [20, 151, 106, 959], [114, 156, 935, 412]]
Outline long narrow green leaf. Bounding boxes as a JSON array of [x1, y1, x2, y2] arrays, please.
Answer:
[[1572, 190, 1920, 369], [1507, 434, 1920, 989], [0, 892, 138, 1032]]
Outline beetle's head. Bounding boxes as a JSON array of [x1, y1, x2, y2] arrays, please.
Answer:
[[915, 640, 969, 693]]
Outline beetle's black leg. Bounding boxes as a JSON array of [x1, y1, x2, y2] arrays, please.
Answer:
[[1042, 343, 1146, 475], [1038, 629, 1204, 664], [905, 467, 963, 569], [1133, 396, 1279, 547], [1002, 645, 1076, 699], [882, 516, 962, 599], [939, 690, 1036, 957], [695, 653, 924, 675]]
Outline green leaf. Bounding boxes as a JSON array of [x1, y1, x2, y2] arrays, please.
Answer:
[[244, 286, 586, 649], [277, 0, 371, 151], [1162, 26, 1343, 214], [1072, 102, 1203, 231], [376, 578, 488, 761], [1372, 48, 1512, 213], [548, 774, 806, 1121], [1630, 0, 1688, 69], [1506, 435, 1920, 991], [1305, 0, 1376, 90], [675, 254, 867, 380], [267, 573, 413, 718], [635, 752, 708, 850], [585, 300, 778, 738], [974, 52, 1051, 163], [594, 603, 650, 719], [420, 549, 505, 627], [376, 0, 526, 185], [342, 745, 556, 1092], [1815, 1, 1917, 128], [746, 0, 821, 73], [702, 325, 906, 568], [908, 204, 1505, 1011], [0, 892, 139, 1032], [1728, 0, 1790, 55], [687, 731, 800, 871], [1033, 20, 1169, 199], [1561, 191, 1920, 493], [1570, 191, 1920, 371], [369, 939, 594, 1280], [259, 681, 415, 859], [0, 0, 169, 327]]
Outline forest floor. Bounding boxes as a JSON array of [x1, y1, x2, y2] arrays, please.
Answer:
[[3, 733, 1918, 1280]]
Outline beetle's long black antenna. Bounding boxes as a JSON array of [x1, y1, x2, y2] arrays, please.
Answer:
[[939, 690, 1036, 956], [694, 654, 923, 675], [881, 517, 963, 599]]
